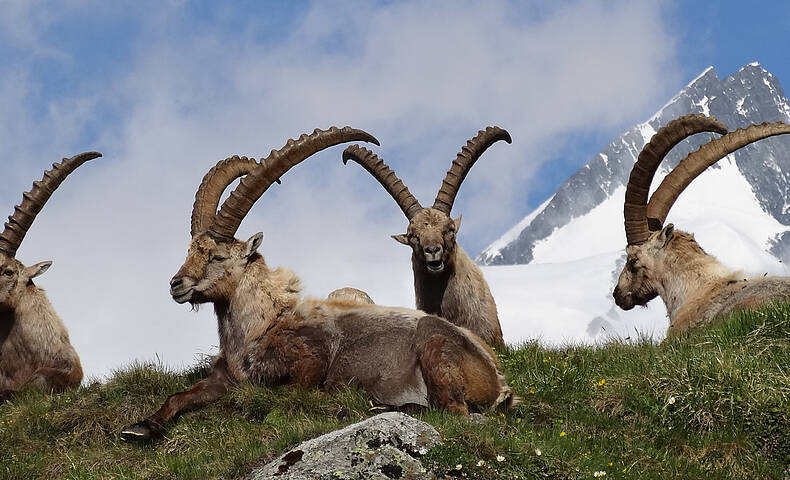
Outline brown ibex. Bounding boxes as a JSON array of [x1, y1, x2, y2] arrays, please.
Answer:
[[121, 128, 515, 441], [0, 152, 100, 401], [613, 114, 790, 334], [342, 127, 510, 347]]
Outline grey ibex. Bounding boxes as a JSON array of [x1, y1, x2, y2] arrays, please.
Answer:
[[613, 114, 790, 333], [121, 128, 515, 441], [342, 127, 510, 347], [0, 152, 101, 401]]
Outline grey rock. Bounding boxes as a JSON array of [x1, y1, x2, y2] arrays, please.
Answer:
[[247, 412, 441, 480], [479, 63, 790, 265], [465, 413, 489, 425]]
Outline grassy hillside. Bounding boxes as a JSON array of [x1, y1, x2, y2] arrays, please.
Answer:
[[2, 304, 790, 479]]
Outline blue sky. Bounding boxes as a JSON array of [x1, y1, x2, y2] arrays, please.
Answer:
[[1, 0, 789, 376], [4, 1, 789, 225]]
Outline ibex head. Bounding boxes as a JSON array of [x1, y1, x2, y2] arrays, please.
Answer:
[[170, 128, 379, 304], [613, 223, 676, 310], [343, 127, 511, 275], [0, 152, 101, 306], [170, 233, 263, 304], [392, 209, 461, 274], [614, 114, 790, 309]]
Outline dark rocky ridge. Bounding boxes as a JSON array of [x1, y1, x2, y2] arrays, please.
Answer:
[[479, 64, 790, 265]]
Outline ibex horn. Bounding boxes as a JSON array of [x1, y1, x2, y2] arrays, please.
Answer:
[[646, 121, 790, 229], [433, 126, 511, 215], [624, 115, 727, 245], [342, 145, 423, 220], [209, 127, 379, 241], [0, 151, 102, 258]]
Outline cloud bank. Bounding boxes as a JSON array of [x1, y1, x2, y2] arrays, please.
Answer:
[[0, 0, 681, 378]]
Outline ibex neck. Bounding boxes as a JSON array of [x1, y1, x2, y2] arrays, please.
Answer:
[[659, 253, 734, 321], [5, 285, 53, 320], [217, 258, 301, 378], [413, 251, 454, 315]]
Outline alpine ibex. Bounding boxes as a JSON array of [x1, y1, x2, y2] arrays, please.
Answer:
[[0, 152, 100, 401], [614, 114, 790, 334], [342, 127, 510, 347], [121, 128, 515, 441]]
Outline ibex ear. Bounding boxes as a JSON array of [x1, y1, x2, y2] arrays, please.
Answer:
[[453, 215, 462, 232], [245, 233, 264, 258], [659, 223, 674, 248], [392, 234, 409, 245], [25, 261, 52, 280]]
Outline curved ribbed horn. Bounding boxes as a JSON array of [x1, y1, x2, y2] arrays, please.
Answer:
[[0, 151, 102, 257], [209, 127, 379, 241], [433, 126, 511, 215], [624, 115, 728, 245], [342, 145, 423, 220], [646, 121, 790, 228], [191, 156, 261, 237]]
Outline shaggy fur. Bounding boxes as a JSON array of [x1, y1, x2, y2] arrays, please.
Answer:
[[613, 224, 790, 335], [0, 254, 82, 399], [121, 233, 516, 441], [394, 209, 504, 347]]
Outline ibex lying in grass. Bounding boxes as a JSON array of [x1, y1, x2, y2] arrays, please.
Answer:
[[0, 152, 100, 401], [121, 128, 515, 441], [614, 114, 790, 334], [342, 127, 510, 347]]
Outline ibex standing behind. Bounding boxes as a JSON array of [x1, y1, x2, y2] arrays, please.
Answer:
[[121, 128, 515, 441], [614, 114, 790, 333], [0, 152, 101, 401], [342, 127, 510, 347]]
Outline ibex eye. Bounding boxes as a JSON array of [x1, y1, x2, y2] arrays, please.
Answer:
[[627, 259, 638, 273], [3, 270, 13, 276], [211, 256, 226, 262]]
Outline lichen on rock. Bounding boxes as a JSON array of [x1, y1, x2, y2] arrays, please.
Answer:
[[247, 412, 441, 479]]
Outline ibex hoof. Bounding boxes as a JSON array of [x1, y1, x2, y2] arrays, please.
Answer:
[[120, 420, 160, 442]]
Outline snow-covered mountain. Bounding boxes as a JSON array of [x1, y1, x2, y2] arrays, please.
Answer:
[[480, 63, 790, 344]]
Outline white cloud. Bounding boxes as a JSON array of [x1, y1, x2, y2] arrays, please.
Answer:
[[0, 0, 682, 379]]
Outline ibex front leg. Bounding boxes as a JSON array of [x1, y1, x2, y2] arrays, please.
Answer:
[[121, 356, 234, 442], [27, 363, 83, 392]]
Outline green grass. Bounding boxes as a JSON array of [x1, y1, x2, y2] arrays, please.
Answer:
[[3, 304, 790, 479]]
